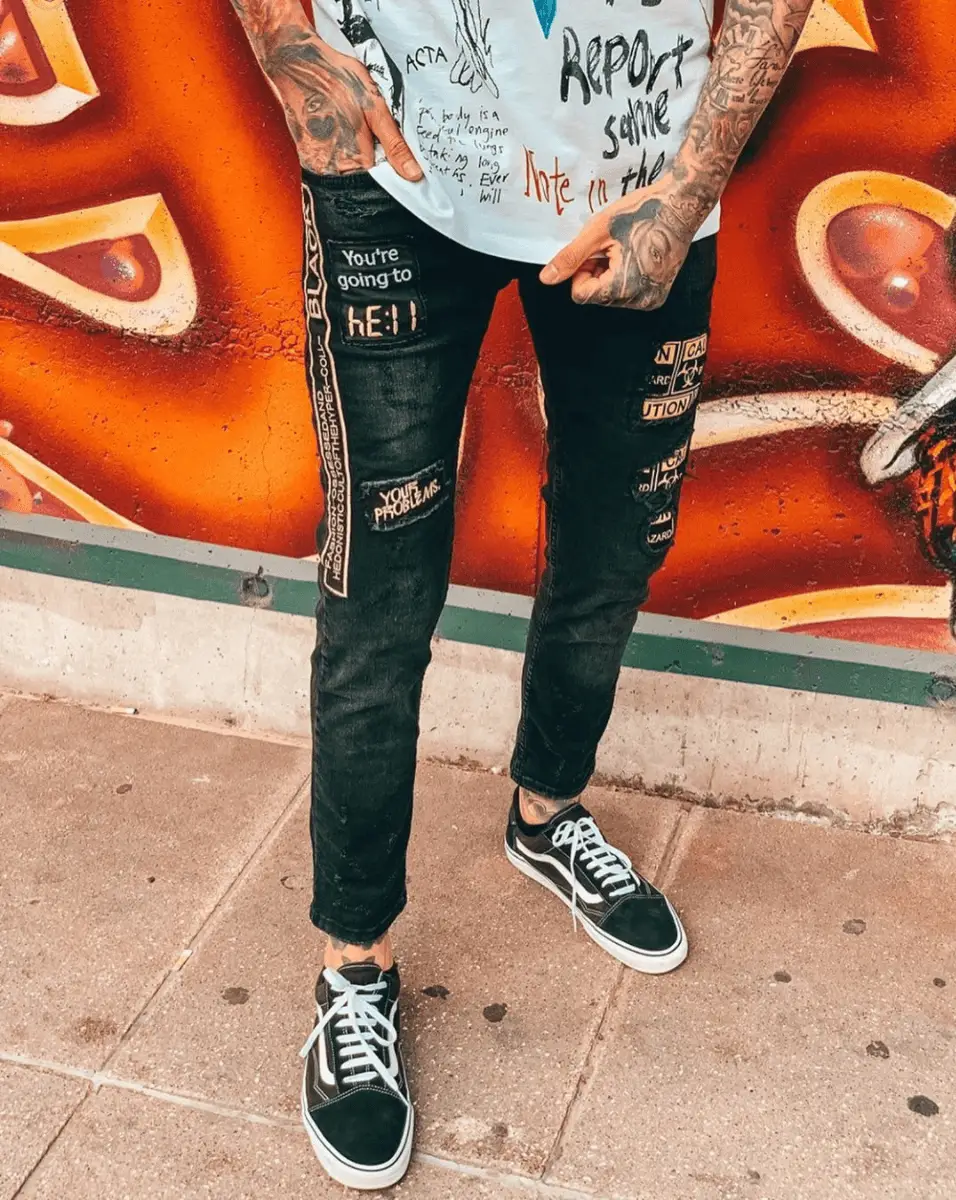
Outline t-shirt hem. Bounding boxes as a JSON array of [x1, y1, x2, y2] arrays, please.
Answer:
[[370, 164, 721, 264]]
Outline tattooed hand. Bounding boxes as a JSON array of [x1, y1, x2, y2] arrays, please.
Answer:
[[229, 0, 422, 180], [540, 173, 698, 310], [541, 0, 814, 307]]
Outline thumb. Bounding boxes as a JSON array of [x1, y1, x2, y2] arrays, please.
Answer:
[[367, 99, 424, 182], [540, 221, 607, 285]]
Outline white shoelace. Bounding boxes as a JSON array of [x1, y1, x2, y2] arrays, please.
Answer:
[[551, 815, 637, 930], [299, 968, 400, 1091]]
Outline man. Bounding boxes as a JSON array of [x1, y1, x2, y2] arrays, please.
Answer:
[[230, 0, 813, 1188]]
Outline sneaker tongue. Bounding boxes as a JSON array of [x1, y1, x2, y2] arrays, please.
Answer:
[[336, 962, 385, 986], [321, 961, 401, 1001], [544, 802, 591, 832]]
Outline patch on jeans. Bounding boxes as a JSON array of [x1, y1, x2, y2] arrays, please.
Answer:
[[641, 333, 708, 423], [327, 240, 425, 344], [633, 438, 690, 508], [361, 460, 450, 532], [643, 506, 677, 554]]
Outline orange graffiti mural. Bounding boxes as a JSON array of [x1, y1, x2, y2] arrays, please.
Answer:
[[1, 0, 955, 652]]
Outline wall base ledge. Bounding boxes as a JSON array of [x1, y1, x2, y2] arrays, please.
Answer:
[[2, 565, 955, 837]]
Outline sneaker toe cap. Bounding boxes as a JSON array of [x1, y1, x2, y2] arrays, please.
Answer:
[[603, 895, 681, 953], [310, 1089, 410, 1168]]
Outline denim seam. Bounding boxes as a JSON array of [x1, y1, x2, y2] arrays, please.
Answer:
[[512, 464, 560, 779], [310, 599, 409, 946]]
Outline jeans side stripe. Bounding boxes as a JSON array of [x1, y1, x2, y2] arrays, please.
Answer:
[[302, 186, 352, 599]]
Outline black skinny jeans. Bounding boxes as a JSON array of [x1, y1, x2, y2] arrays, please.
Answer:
[[301, 170, 717, 944]]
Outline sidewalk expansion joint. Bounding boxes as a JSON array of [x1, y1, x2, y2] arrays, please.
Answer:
[[538, 807, 692, 1184], [415, 1151, 598, 1198], [91, 1073, 301, 1128], [539, 961, 626, 1184], [5, 1054, 599, 1200], [0, 1050, 95, 1082], [10, 1079, 95, 1199], [92, 1079, 601, 1200], [654, 805, 693, 890], [96, 771, 310, 1074]]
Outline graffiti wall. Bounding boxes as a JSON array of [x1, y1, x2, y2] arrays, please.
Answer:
[[2, 0, 955, 653]]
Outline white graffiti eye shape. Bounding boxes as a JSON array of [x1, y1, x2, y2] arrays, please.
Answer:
[[0, 0, 99, 125], [0, 421, 144, 526], [796, 172, 956, 377], [0, 194, 198, 336], [706, 583, 951, 633]]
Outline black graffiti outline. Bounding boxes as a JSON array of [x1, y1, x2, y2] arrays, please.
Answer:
[[329, 0, 405, 126], [449, 0, 500, 98]]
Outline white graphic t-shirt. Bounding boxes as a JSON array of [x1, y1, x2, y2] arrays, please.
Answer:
[[310, 0, 718, 263]]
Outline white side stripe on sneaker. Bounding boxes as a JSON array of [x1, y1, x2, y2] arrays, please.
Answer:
[[318, 1025, 336, 1089], [550, 816, 637, 930], [515, 842, 603, 905]]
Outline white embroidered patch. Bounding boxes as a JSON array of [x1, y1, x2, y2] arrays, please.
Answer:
[[361, 460, 450, 532]]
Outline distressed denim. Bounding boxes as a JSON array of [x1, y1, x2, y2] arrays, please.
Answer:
[[301, 170, 717, 943]]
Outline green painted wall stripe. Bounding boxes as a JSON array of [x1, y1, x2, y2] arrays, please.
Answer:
[[620, 633, 934, 708], [437, 598, 939, 708], [0, 530, 318, 616], [2, 516, 955, 710]]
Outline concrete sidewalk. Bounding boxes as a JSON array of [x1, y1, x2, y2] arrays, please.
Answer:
[[1, 693, 954, 1200]]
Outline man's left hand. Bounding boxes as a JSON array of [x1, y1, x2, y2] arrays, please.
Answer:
[[540, 173, 706, 310]]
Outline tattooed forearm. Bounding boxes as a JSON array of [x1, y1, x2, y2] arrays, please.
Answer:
[[227, 0, 379, 174], [672, 0, 815, 225], [574, 0, 813, 309]]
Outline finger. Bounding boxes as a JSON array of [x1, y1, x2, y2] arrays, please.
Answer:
[[572, 276, 663, 309], [367, 100, 424, 181], [540, 224, 608, 285], [570, 267, 616, 306], [345, 121, 377, 171], [562, 250, 615, 304], [570, 254, 673, 310], [575, 256, 607, 280]]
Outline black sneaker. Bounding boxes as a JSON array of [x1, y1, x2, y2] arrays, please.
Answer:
[[300, 963, 413, 1189], [505, 790, 687, 974]]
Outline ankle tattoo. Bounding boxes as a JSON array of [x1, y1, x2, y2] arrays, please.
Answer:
[[521, 788, 572, 825], [327, 935, 385, 966]]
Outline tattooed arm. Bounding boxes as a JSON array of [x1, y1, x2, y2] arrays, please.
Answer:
[[542, 0, 813, 307], [228, 0, 422, 179]]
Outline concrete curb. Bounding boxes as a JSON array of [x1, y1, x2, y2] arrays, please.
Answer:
[[2, 565, 955, 835]]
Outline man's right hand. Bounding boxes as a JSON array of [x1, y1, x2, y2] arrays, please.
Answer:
[[278, 36, 424, 180], [229, 1, 423, 180]]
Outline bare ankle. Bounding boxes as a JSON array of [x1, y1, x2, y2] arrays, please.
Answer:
[[519, 787, 575, 826], [324, 933, 394, 972]]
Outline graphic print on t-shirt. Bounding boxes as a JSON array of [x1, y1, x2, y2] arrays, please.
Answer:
[[310, 0, 717, 261], [450, 0, 499, 97], [327, 0, 405, 123], [530, 0, 557, 38]]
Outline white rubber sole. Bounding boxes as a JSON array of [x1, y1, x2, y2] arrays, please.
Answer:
[[301, 1078, 414, 1191], [505, 840, 688, 975]]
